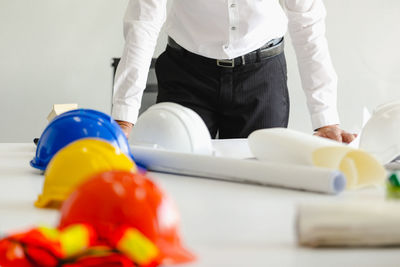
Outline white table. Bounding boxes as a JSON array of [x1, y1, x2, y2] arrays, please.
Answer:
[[0, 143, 399, 267]]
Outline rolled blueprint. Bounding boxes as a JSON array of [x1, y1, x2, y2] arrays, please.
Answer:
[[297, 202, 400, 247], [132, 146, 346, 194], [248, 128, 386, 189]]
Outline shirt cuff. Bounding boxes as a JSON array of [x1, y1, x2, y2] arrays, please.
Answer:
[[311, 108, 340, 131], [111, 103, 140, 125]]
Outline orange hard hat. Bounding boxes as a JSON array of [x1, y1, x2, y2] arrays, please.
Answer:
[[58, 170, 195, 266]]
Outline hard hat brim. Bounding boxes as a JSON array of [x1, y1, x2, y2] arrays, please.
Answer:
[[159, 241, 196, 264], [34, 194, 64, 209], [30, 158, 47, 171]]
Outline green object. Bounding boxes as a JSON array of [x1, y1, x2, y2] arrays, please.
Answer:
[[389, 173, 400, 186], [386, 172, 400, 199]]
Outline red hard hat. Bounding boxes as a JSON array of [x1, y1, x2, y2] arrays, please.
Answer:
[[58, 170, 195, 266]]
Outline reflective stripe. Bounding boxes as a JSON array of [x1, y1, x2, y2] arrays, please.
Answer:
[[117, 228, 159, 265], [60, 224, 91, 257]]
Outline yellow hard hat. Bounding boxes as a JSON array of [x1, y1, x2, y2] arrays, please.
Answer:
[[35, 138, 136, 209]]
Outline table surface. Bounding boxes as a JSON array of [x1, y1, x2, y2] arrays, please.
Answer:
[[0, 143, 399, 267]]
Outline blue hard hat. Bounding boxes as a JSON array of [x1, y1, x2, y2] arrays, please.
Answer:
[[30, 109, 135, 170]]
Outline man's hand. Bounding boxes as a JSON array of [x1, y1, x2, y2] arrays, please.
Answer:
[[314, 124, 357, 144], [115, 120, 133, 138]]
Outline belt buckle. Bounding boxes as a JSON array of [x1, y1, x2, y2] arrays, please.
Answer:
[[217, 59, 235, 68]]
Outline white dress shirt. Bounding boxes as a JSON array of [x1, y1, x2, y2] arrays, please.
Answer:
[[112, 0, 340, 130]]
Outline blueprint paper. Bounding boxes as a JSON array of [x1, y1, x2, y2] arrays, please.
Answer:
[[132, 145, 346, 194], [248, 128, 386, 189]]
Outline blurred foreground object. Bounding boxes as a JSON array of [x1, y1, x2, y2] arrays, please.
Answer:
[[297, 202, 400, 247], [35, 139, 136, 209], [387, 171, 400, 199], [59, 170, 195, 265], [0, 223, 157, 267], [0, 171, 194, 266]]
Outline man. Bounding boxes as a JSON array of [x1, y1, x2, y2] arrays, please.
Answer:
[[112, 0, 356, 143]]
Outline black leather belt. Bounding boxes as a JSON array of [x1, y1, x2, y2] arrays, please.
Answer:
[[167, 37, 284, 68]]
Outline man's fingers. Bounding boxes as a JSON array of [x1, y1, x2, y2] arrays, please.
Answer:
[[326, 130, 342, 143], [314, 125, 357, 144], [342, 132, 356, 144]]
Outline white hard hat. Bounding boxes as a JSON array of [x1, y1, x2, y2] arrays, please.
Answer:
[[359, 101, 400, 164], [131, 102, 213, 155]]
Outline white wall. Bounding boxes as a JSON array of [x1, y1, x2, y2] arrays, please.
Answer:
[[0, 0, 399, 142]]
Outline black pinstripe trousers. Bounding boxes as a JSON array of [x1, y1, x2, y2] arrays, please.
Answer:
[[155, 45, 289, 139]]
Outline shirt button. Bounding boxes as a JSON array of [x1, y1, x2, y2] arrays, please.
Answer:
[[224, 45, 229, 49], [231, 26, 236, 31], [230, 3, 236, 8]]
